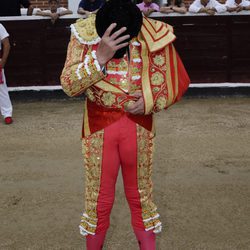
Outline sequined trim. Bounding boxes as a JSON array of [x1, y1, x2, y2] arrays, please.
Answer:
[[79, 130, 104, 236], [136, 125, 162, 234]]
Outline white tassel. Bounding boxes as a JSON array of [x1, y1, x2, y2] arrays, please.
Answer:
[[84, 55, 91, 75], [143, 213, 160, 223], [132, 75, 141, 81], [79, 225, 95, 236], [132, 41, 141, 46], [76, 63, 84, 80], [80, 219, 97, 228], [133, 58, 142, 63], [106, 70, 127, 75], [82, 213, 97, 221]]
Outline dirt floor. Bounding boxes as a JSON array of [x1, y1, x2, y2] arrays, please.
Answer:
[[0, 97, 249, 250]]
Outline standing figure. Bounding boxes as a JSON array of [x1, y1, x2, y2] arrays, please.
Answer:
[[61, 1, 190, 249], [36, 0, 73, 24], [0, 23, 13, 124]]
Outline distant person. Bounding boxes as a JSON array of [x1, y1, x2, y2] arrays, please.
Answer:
[[21, 7, 42, 15], [0, 23, 13, 125], [136, 0, 160, 16], [160, 0, 187, 14], [189, 0, 227, 15], [225, 0, 250, 12], [36, 0, 73, 24], [0, 0, 33, 16], [77, 0, 105, 16]]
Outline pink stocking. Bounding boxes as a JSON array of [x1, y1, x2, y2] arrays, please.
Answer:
[[134, 230, 156, 250], [86, 231, 107, 250]]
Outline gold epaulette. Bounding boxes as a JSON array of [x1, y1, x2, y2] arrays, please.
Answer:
[[139, 17, 176, 53], [70, 14, 100, 45]]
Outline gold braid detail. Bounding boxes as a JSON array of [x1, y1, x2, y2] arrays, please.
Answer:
[[79, 130, 104, 235], [137, 125, 162, 233]]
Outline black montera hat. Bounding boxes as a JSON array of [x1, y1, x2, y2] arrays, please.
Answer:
[[96, 0, 143, 59]]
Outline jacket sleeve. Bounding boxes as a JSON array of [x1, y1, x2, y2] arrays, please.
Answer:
[[60, 34, 105, 97]]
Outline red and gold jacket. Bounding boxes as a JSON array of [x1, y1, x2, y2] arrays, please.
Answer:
[[61, 15, 190, 137]]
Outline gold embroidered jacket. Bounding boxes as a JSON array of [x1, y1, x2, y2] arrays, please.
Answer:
[[61, 15, 190, 136]]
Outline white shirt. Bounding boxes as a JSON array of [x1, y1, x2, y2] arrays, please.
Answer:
[[0, 24, 9, 51], [225, 0, 250, 7], [189, 0, 227, 13], [43, 7, 68, 14], [21, 8, 41, 15]]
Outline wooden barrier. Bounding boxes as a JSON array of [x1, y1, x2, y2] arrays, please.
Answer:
[[1, 13, 250, 87]]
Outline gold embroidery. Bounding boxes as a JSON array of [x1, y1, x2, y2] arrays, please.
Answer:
[[130, 83, 141, 92], [137, 125, 162, 232], [153, 87, 160, 93], [155, 96, 167, 111], [74, 16, 99, 43], [153, 55, 165, 67], [61, 36, 104, 97], [151, 72, 164, 86], [85, 88, 96, 102], [80, 130, 104, 235], [131, 67, 141, 75], [101, 92, 116, 107], [107, 59, 128, 72]]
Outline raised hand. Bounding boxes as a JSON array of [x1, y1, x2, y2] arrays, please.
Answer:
[[96, 23, 130, 66]]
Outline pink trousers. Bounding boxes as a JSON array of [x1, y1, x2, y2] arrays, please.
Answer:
[[96, 115, 145, 233]]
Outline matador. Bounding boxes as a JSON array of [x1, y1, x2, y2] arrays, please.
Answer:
[[61, 1, 190, 249]]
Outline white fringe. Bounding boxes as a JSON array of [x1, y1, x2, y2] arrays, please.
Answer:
[[133, 58, 142, 63], [76, 63, 84, 80], [153, 224, 162, 234], [143, 213, 160, 223], [81, 213, 98, 221], [132, 75, 141, 80], [79, 225, 95, 236], [106, 70, 127, 75], [91, 50, 97, 59], [132, 41, 141, 46], [80, 219, 97, 228], [94, 59, 101, 72], [71, 24, 101, 45], [84, 55, 91, 75], [91, 50, 101, 72], [145, 222, 162, 233]]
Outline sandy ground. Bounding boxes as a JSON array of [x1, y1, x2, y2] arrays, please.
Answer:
[[0, 97, 249, 250]]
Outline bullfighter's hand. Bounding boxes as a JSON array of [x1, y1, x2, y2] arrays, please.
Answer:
[[125, 92, 145, 115], [96, 23, 130, 67]]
